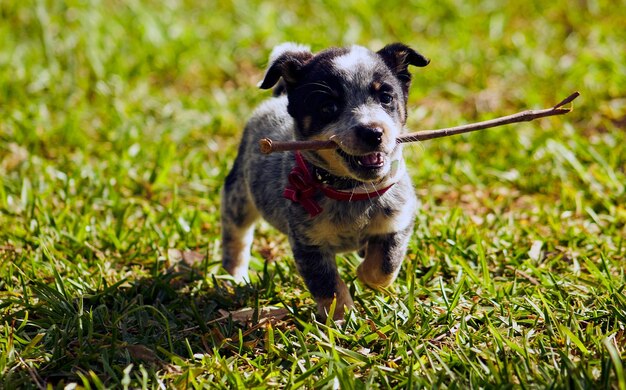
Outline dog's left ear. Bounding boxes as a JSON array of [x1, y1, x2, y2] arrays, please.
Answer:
[[258, 43, 313, 90], [377, 43, 430, 91]]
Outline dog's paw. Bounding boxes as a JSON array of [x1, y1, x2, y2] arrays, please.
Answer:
[[316, 297, 355, 322], [356, 263, 395, 290], [315, 279, 355, 321], [224, 264, 251, 284]]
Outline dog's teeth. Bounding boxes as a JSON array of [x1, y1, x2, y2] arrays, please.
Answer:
[[357, 153, 383, 167]]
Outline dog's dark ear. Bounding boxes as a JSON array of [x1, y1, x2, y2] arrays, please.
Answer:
[[377, 43, 429, 90], [258, 43, 313, 90]]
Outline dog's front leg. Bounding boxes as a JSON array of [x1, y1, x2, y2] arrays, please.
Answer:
[[357, 226, 412, 289], [289, 236, 354, 321]]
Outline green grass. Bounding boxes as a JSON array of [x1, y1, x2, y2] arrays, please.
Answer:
[[1, 0, 625, 388]]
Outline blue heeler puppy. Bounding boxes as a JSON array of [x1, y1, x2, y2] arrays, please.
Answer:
[[221, 43, 429, 320]]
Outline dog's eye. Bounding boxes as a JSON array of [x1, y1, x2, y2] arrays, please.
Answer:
[[379, 92, 394, 105], [320, 101, 339, 116]]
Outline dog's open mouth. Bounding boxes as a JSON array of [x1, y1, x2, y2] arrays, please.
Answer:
[[356, 152, 384, 168], [336, 149, 387, 178]]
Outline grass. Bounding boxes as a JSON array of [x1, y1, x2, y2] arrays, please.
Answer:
[[1, 0, 625, 388]]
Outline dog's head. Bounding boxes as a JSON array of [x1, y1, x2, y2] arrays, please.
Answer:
[[259, 42, 429, 182]]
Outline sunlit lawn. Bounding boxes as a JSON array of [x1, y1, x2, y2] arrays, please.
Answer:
[[1, 1, 625, 388]]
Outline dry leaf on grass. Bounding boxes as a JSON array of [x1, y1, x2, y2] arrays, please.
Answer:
[[166, 248, 206, 274], [167, 248, 205, 265], [210, 306, 290, 325], [123, 344, 161, 364]]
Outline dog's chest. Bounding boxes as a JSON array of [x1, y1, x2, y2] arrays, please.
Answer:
[[303, 213, 368, 249], [300, 196, 414, 251]]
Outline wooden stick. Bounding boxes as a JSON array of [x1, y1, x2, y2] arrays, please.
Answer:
[[259, 91, 580, 154]]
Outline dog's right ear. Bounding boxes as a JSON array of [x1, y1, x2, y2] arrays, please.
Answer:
[[258, 43, 313, 90]]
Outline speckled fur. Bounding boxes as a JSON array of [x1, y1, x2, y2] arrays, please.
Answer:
[[221, 43, 429, 320]]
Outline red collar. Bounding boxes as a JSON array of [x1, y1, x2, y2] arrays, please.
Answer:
[[283, 151, 395, 217]]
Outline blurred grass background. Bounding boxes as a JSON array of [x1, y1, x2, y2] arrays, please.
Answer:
[[1, 0, 625, 388]]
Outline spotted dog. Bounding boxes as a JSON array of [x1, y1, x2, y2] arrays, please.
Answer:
[[221, 43, 429, 320]]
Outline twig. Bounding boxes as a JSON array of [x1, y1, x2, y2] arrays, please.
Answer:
[[505, 265, 541, 286], [17, 356, 45, 390], [259, 91, 580, 154]]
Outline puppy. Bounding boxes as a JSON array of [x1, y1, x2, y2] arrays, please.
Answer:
[[221, 43, 429, 320]]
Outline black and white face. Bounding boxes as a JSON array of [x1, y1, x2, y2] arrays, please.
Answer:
[[260, 43, 429, 182]]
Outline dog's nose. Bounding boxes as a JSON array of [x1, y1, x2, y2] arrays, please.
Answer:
[[355, 125, 384, 147]]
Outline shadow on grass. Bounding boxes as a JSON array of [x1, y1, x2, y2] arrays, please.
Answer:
[[1, 255, 303, 388]]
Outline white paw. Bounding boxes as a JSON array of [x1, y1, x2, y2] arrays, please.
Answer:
[[230, 267, 251, 284]]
